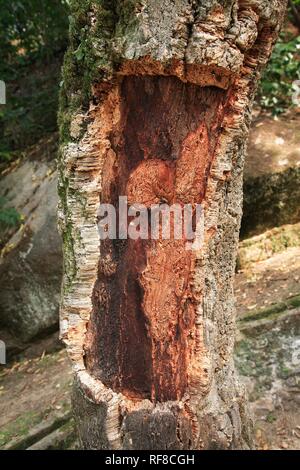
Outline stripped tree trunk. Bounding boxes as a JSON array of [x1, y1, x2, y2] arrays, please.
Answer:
[[58, 0, 287, 450]]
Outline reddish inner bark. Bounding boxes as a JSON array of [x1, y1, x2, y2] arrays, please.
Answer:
[[85, 76, 227, 402]]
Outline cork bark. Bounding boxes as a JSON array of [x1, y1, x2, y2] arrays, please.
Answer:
[[58, 0, 287, 450]]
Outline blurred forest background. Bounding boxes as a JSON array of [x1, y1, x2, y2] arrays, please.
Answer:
[[0, 0, 300, 450]]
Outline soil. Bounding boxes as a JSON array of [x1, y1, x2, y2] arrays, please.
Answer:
[[245, 111, 300, 179], [0, 343, 73, 449]]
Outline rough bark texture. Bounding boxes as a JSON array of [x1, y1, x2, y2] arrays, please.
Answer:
[[58, 0, 287, 450]]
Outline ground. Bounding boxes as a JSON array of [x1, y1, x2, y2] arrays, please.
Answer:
[[0, 345, 75, 450], [246, 112, 300, 179]]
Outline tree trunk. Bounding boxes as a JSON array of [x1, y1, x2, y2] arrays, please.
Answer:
[[58, 0, 287, 450]]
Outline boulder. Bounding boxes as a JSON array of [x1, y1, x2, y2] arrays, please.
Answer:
[[0, 136, 62, 341], [242, 114, 300, 237]]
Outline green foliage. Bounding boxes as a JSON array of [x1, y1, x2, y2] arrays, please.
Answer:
[[0, 197, 21, 231], [258, 34, 300, 115], [0, 1, 70, 164], [1, 59, 62, 159], [0, 0, 70, 76]]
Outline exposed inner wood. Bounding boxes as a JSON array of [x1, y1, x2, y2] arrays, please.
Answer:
[[84, 76, 228, 402]]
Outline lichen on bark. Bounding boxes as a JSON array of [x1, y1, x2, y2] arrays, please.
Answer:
[[58, 0, 287, 450]]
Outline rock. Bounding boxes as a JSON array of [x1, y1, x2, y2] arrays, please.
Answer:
[[235, 307, 300, 404], [0, 136, 62, 341], [252, 397, 275, 415], [238, 223, 300, 268], [235, 304, 300, 449], [242, 114, 300, 238]]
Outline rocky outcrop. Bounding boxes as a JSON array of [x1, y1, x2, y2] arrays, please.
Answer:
[[235, 307, 300, 449], [0, 136, 62, 342]]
